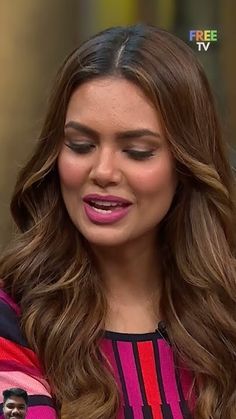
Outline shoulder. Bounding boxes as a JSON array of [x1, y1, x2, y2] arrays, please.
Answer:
[[0, 289, 27, 347], [0, 288, 58, 418]]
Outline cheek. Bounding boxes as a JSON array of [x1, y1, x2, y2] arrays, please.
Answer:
[[57, 153, 86, 189], [131, 159, 177, 197]]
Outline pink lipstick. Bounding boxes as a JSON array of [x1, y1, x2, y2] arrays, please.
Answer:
[[82, 194, 132, 224]]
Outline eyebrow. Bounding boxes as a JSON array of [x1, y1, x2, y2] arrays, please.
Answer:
[[64, 121, 161, 141]]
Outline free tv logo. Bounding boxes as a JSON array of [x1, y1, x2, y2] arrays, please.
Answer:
[[189, 30, 218, 51]]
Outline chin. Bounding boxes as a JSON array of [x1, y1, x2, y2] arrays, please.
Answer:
[[79, 227, 132, 248]]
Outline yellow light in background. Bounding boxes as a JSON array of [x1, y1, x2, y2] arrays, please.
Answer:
[[155, 0, 175, 30], [94, 0, 138, 29]]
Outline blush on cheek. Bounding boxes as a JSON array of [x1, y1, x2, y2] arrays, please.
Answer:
[[132, 161, 177, 206], [57, 154, 85, 188]]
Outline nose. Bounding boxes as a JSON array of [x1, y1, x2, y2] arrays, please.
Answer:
[[12, 407, 20, 414], [89, 147, 122, 186]]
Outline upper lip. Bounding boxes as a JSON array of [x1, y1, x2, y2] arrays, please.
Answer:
[[83, 194, 132, 205]]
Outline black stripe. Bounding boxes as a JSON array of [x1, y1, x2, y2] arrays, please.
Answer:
[[161, 403, 174, 419], [179, 401, 193, 419], [105, 330, 162, 342], [0, 300, 29, 348], [152, 339, 167, 404], [0, 395, 56, 415], [112, 340, 130, 407], [124, 405, 134, 418], [152, 339, 174, 419], [25, 395, 56, 407], [142, 405, 154, 418]]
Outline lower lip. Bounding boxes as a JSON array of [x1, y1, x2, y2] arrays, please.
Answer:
[[83, 202, 131, 224]]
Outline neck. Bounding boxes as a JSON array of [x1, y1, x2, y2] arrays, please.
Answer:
[[92, 236, 162, 296], [88, 235, 163, 333]]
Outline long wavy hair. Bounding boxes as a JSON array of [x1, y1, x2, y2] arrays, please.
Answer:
[[1, 24, 236, 418]]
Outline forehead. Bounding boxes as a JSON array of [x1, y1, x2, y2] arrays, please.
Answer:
[[65, 77, 162, 132], [5, 396, 26, 405]]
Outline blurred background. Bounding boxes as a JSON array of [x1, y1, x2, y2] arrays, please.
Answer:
[[0, 0, 235, 248]]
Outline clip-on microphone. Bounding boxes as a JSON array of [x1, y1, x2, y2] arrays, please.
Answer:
[[156, 320, 171, 346]]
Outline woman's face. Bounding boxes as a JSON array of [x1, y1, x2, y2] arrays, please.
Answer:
[[58, 77, 178, 247]]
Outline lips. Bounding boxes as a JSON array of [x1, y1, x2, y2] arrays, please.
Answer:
[[83, 194, 132, 208]]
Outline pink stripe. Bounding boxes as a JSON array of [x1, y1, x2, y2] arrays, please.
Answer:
[[116, 406, 125, 419], [117, 341, 143, 419], [100, 338, 125, 419], [158, 340, 183, 419], [177, 358, 196, 413], [26, 405, 57, 419], [0, 371, 52, 396], [0, 289, 21, 315]]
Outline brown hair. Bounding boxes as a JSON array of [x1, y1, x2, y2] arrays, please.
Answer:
[[1, 24, 236, 418]]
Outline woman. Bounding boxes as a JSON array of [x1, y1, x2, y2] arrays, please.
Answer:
[[0, 23, 236, 419]]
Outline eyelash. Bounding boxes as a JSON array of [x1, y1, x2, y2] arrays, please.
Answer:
[[65, 143, 155, 161]]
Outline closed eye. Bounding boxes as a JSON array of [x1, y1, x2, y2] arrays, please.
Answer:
[[65, 143, 93, 154], [65, 143, 155, 160], [124, 150, 155, 160]]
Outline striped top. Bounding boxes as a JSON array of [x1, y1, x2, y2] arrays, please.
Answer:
[[0, 290, 58, 419], [101, 332, 195, 418], [0, 289, 196, 418]]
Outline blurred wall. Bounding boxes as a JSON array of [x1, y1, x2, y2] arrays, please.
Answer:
[[219, 0, 236, 159], [0, 0, 235, 248], [0, 0, 78, 248]]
